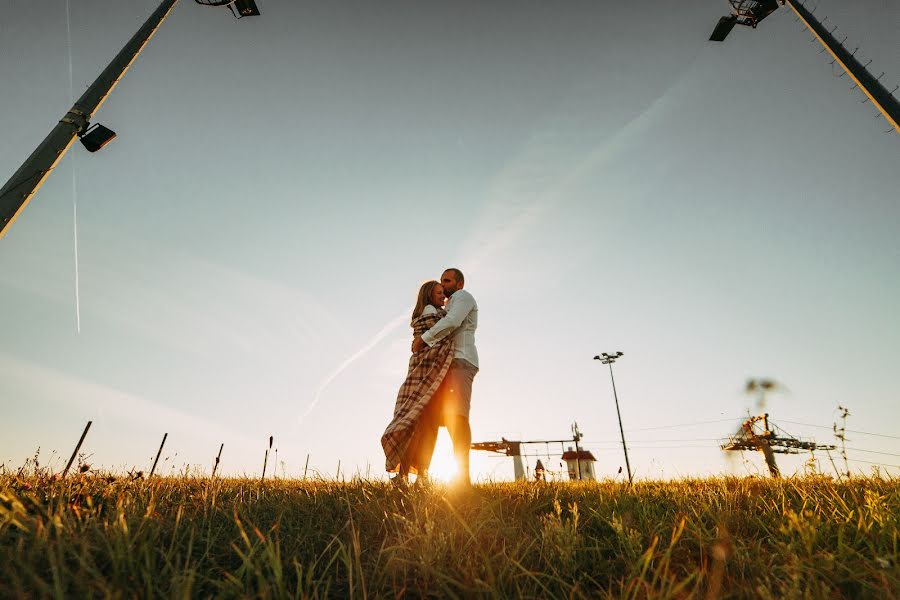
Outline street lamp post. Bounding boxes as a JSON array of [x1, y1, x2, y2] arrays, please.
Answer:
[[0, 0, 260, 242], [594, 352, 633, 484]]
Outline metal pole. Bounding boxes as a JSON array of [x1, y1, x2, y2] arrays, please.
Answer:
[[608, 363, 633, 484], [572, 424, 582, 481], [574, 439, 582, 481], [786, 0, 899, 134], [62, 420, 92, 478], [759, 414, 780, 478], [0, 0, 180, 241], [149, 432, 168, 478]]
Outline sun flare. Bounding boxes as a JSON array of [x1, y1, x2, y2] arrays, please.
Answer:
[[425, 431, 457, 482]]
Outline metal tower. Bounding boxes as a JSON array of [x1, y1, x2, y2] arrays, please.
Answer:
[[0, 0, 260, 242], [709, 0, 899, 134]]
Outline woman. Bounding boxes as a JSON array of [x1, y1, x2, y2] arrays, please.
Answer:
[[381, 280, 456, 483]]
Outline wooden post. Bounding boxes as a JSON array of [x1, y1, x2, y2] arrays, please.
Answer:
[[825, 449, 842, 481], [212, 443, 224, 477], [149, 433, 168, 478], [303, 454, 310, 480], [261, 435, 273, 481], [62, 420, 92, 478]]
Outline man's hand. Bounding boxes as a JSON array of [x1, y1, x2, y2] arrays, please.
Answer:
[[412, 336, 426, 354]]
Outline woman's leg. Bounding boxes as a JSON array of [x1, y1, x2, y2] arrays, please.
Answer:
[[398, 427, 423, 480], [414, 398, 441, 477]]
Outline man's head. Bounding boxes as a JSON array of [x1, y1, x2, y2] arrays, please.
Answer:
[[440, 268, 465, 297]]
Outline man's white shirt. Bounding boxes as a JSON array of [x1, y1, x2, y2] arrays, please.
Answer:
[[421, 289, 479, 369]]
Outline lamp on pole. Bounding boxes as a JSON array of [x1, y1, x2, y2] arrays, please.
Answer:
[[594, 352, 632, 484], [0, 0, 260, 242]]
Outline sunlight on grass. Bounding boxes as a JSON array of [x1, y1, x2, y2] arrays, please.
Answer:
[[1, 461, 898, 598]]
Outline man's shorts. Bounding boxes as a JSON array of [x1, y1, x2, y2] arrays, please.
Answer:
[[436, 358, 479, 420]]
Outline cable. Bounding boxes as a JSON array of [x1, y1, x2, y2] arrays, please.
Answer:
[[845, 447, 900, 458], [625, 445, 716, 450], [623, 417, 743, 433], [844, 458, 900, 469], [583, 438, 723, 444], [778, 420, 900, 441]]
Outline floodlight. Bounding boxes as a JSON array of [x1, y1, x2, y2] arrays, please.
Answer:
[[233, 0, 260, 17], [753, 0, 781, 22], [709, 15, 737, 42], [194, 0, 260, 18], [709, 1, 784, 42], [79, 123, 117, 153]]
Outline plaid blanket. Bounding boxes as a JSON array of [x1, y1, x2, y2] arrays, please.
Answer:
[[381, 310, 455, 473]]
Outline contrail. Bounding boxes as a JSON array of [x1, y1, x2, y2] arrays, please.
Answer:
[[299, 311, 410, 425], [66, 0, 81, 333]]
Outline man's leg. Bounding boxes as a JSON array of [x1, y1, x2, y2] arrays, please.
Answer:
[[443, 359, 478, 485], [446, 415, 472, 484]]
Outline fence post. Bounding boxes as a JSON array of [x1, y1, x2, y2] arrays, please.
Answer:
[[149, 433, 168, 478], [61, 421, 92, 478], [212, 443, 224, 477]]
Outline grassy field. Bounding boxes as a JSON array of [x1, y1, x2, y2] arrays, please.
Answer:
[[1, 467, 898, 598]]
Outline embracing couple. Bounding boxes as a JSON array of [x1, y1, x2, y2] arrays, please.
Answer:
[[381, 268, 479, 487]]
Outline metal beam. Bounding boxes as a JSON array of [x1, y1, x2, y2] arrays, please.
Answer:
[[786, 0, 900, 134], [0, 0, 180, 241]]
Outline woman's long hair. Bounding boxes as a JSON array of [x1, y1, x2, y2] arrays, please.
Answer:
[[411, 280, 440, 324]]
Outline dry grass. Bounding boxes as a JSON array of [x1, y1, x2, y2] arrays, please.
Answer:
[[1, 466, 898, 598]]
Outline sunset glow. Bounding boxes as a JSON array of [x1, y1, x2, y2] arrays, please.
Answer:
[[426, 432, 457, 483]]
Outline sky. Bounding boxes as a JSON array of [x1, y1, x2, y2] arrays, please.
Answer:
[[1, 0, 898, 481]]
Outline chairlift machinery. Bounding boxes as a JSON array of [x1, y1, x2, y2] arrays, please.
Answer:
[[721, 413, 836, 478], [472, 422, 589, 481]]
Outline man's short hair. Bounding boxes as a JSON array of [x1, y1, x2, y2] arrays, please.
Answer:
[[444, 268, 464, 284]]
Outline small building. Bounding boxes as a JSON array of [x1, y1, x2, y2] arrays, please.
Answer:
[[561, 447, 597, 481]]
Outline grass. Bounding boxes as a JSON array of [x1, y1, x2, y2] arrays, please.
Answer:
[[1, 466, 898, 598]]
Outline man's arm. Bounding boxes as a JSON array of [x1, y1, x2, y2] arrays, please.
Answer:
[[421, 291, 474, 347]]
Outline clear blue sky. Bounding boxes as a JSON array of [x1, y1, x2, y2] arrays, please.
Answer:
[[1, 0, 898, 480]]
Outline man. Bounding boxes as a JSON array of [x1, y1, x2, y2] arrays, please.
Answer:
[[412, 268, 479, 486]]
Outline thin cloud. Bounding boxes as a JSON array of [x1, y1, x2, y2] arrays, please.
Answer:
[[0, 219, 345, 360], [0, 353, 261, 468], [460, 53, 704, 273]]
